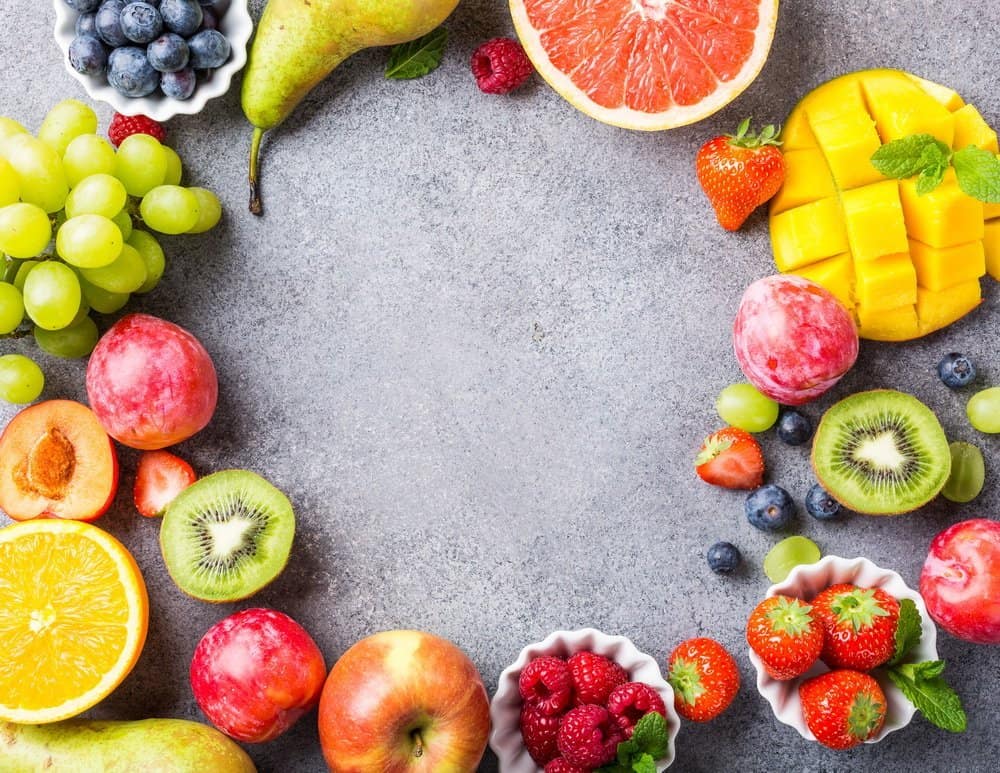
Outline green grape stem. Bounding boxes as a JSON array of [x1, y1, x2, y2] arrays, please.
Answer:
[[249, 127, 264, 216]]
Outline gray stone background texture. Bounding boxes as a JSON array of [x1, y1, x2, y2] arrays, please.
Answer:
[[1, 0, 999, 771]]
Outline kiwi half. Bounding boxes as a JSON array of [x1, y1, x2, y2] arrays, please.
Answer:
[[812, 390, 951, 515], [159, 469, 295, 602]]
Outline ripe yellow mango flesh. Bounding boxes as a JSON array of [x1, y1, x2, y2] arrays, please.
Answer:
[[770, 69, 1000, 340]]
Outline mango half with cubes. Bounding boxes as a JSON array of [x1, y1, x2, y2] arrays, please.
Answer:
[[769, 69, 998, 341]]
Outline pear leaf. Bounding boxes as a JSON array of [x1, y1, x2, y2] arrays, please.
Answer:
[[386, 28, 448, 80]]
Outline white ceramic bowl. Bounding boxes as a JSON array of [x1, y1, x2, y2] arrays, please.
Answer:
[[490, 628, 680, 772], [52, 0, 253, 121], [749, 555, 938, 745]]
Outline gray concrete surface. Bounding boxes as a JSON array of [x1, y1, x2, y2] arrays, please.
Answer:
[[2, 0, 999, 770]]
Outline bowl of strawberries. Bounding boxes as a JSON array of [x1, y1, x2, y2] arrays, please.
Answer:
[[747, 555, 967, 750], [490, 628, 680, 772]]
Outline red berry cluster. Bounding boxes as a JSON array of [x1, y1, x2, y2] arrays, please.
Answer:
[[518, 651, 666, 771]]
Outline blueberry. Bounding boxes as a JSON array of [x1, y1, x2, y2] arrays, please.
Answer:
[[95, 0, 129, 47], [120, 2, 164, 44], [199, 6, 217, 30], [937, 352, 976, 389], [76, 12, 99, 37], [65, 0, 102, 12], [160, 0, 203, 37], [745, 484, 795, 531], [160, 67, 196, 99], [187, 28, 229, 69], [805, 483, 842, 520], [68, 35, 108, 76], [147, 32, 189, 71], [706, 541, 742, 574], [107, 46, 160, 97], [776, 410, 813, 446]]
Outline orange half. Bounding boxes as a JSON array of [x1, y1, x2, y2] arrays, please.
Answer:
[[0, 519, 148, 723], [511, 0, 780, 130]]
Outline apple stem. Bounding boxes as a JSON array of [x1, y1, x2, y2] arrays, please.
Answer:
[[411, 729, 424, 758]]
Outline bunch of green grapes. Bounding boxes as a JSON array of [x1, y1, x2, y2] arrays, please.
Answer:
[[0, 99, 222, 404]]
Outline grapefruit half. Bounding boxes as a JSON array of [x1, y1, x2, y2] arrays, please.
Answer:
[[510, 0, 780, 130]]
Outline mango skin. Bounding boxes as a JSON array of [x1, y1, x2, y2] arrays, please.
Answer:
[[0, 719, 256, 773], [242, 0, 461, 131]]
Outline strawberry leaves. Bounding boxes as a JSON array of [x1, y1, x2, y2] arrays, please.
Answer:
[[597, 712, 670, 773], [870, 133, 1000, 201]]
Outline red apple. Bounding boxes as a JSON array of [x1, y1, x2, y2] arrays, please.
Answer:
[[733, 275, 858, 405], [920, 519, 1000, 644], [318, 630, 490, 772], [190, 608, 327, 743], [86, 313, 218, 450]]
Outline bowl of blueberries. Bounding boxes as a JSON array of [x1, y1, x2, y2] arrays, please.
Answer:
[[53, 0, 253, 120]]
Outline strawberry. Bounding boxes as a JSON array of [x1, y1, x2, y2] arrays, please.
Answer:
[[811, 584, 900, 671], [666, 637, 740, 722], [696, 118, 786, 231], [133, 450, 196, 518], [746, 595, 824, 680], [799, 670, 887, 750], [695, 427, 765, 490]]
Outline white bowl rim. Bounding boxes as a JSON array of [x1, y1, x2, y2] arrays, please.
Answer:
[[490, 627, 681, 772], [52, 0, 253, 121], [749, 555, 938, 746]]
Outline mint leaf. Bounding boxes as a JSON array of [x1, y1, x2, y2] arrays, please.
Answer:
[[887, 661, 967, 732], [871, 134, 948, 179], [633, 753, 657, 773], [385, 28, 448, 80], [916, 164, 947, 195], [617, 738, 639, 765], [889, 598, 922, 665], [952, 146, 1000, 203], [630, 712, 669, 760]]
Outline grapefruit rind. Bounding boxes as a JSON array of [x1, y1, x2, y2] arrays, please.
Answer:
[[509, 0, 781, 131]]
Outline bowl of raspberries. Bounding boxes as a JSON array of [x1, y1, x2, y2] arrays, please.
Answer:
[[490, 628, 680, 772], [53, 0, 253, 120], [747, 555, 953, 750]]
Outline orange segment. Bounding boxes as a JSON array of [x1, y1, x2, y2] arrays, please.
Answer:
[[0, 520, 148, 723]]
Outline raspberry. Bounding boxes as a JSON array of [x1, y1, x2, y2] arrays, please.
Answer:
[[519, 656, 573, 716], [556, 705, 624, 769], [108, 113, 166, 147], [470, 37, 533, 94], [606, 682, 668, 737], [567, 651, 628, 707], [519, 704, 560, 766], [544, 759, 589, 773]]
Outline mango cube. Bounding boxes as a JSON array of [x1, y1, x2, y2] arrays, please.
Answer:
[[856, 304, 919, 341], [841, 181, 909, 261], [916, 281, 983, 335], [770, 148, 837, 215], [810, 114, 884, 190], [985, 157, 1000, 219], [854, 253, 917, 311], [907, 73, 965, 111], [984, 219, 1000, 280], [770, 198, 850, 271], [860, 72, 955, 146], [899, 170, 984, 248], [804, 77, 869, 124], [781, 110, 818, 151], [953, 104, 999, 152], [909, 239, 985, 291], [794, 254, 855, 310]]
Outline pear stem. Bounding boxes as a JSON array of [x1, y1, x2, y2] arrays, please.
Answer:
[[249, 127, 264, 216]]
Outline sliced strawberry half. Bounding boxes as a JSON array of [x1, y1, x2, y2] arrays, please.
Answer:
[[134, 450, 196, 517], [695, 427, 765, 489]]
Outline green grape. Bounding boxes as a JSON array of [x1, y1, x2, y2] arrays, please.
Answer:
[[56, 214, 123, 268], [967, 387, 1000, 433], [716, 383, 780, 432], [0, 116, 27, 143], [114, 134, 167, 197], [0, 354, 44, 404], [80, 243, 147, 293], [139, 185, 200, 234], [65, 174, 128, 219], [112, 209, 134, 240], [0, 203, 52, 259], [186, 187, 222, 234], [763, 536, 821, 583], [3, 133, 68, 213], [22, 261, 80, 330], [34, 314, 99, 359], [941, 441, 986, 503], [63, 134, 117, 187], [13, 260, 38, 291], [129, 230, 165, 293], [0, 281, 24, 333], [163, 146, 183, 186], [80, 276, 129, 314], [0, 157, 20, 206], [37, 99, 98, 157]]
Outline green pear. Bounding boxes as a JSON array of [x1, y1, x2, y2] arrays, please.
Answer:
[[0, 718, 257, 772], [241, 0, 461, 214]]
